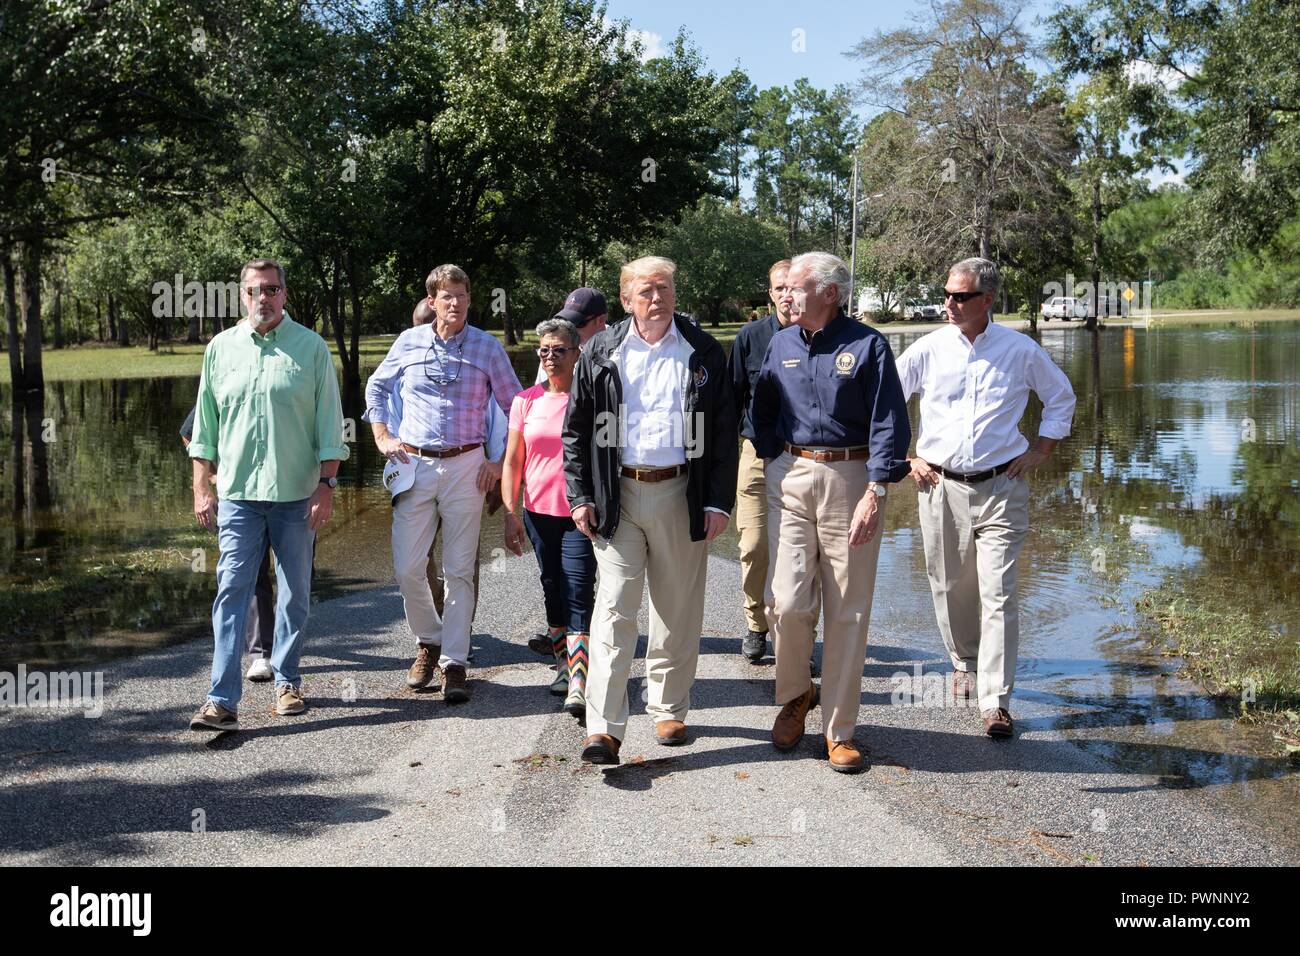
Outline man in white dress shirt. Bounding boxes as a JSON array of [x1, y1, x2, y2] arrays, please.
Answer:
[[895, 257, 1076, 738]]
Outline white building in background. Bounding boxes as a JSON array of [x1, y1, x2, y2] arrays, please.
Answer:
[[856, 286, 890, 316]]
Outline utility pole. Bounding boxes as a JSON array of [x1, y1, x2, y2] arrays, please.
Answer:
[[848, 157, 859, 315]]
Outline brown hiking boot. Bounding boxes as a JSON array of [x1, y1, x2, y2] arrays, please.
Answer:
[[982, 707, 1014, 739], [407, 643, 441, 689], [442, 664, 470, 704], [581, 734, 621, 764], [826, 738, 864, 774], [771, 683, 820, 751]]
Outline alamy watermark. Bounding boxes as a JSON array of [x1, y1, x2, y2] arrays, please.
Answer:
[[0, 664, 104, 718], [151, 273, 241, 320], [593, 406, 706, 459], [1041, 273, 1153, 320], [890, 664, 981, 709]]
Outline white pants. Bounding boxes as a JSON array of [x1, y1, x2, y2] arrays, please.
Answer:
[[391, 448, 485, 668]]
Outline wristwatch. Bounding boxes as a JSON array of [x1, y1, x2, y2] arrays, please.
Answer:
[[868, 481, 887, 499], [319, 476, 338, 489]]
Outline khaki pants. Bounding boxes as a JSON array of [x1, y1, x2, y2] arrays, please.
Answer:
[[428, 526, 482, 621], [735, 439, 769, 634], [391, 448, 485, 668], [917, 471, 1029, 712], [585, 474, 707, 741], [766, 452, 884, 742]]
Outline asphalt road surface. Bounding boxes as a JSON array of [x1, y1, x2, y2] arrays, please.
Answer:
[[0, 555, 1291, 866]]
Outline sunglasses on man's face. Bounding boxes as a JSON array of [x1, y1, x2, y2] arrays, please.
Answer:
[[943, 289, 983, 303], [537, 346, 571, 358], [243, 284, 282, 298]]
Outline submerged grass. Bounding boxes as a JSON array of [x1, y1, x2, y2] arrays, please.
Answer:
[[1137, 582, 1300, 758]]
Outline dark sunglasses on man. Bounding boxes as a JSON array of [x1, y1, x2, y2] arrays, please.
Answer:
[[943, 289, 984, 303], [537, 346, 571, 358]]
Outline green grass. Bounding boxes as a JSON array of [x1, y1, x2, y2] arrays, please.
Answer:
[[7, 309, 1299, 385], [1137, 583, 1300, 758]]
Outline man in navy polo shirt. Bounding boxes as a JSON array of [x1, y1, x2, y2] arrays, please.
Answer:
[[751, 251, 911, 774]]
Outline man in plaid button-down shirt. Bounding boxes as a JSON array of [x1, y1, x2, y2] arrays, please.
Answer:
[[364, 264, 521, 702]]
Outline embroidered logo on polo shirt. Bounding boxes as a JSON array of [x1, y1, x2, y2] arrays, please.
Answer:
[[835, 352, 856, 375]]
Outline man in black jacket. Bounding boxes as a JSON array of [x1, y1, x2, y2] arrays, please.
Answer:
[[563, 255, 737, 764]]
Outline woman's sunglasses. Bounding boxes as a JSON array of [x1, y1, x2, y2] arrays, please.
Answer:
[[943, 289, 984, 303], [536, 346, 571, 358]]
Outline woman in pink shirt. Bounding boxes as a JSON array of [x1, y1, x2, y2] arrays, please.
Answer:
[[503, 319, 596, 717]]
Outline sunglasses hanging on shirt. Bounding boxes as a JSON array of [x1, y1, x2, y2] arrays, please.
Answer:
[[424, 335, 464, 386]]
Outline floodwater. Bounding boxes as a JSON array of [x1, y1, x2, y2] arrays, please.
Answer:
[[3, 321, 1298, 843]]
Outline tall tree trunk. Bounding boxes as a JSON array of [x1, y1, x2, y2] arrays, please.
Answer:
[[96, 298, 104, 342], [502, 302, 517, 346], [3, 249, 23, 392], [343, 253, 363, 398], [19, 240, 44, 392], [52, 283, 63, 349], [114, 294, 130, 346]]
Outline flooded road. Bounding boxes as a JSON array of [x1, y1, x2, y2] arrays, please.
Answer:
[[3, 321, 1297, 849]]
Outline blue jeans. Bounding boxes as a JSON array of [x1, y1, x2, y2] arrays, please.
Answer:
[[209, 498, 315, 710], [522, 510, 596, 634]]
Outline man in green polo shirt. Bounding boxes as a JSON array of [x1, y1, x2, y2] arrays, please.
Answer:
[[187, 258, 349, 732]]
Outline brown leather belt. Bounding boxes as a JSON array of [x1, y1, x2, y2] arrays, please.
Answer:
[[620, 463, 687, 482], [784, 442, 869, 463], [400, 441, 482, 459]]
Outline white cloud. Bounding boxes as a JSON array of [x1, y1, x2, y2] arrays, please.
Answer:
[[626, 27, 666, 62], [602, 15, 666, 63], [1123, 59, 1199, 94], [1145, 165, 1186, 188]]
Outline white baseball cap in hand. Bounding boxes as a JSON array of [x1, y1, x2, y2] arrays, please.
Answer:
[[382, 456, 416, 500]]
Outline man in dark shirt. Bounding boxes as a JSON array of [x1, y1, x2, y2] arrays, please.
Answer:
[[751, 251, 911, 774], [728, 259, 794, 663]]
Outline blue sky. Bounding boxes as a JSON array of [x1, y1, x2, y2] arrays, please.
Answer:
[[603, 0, 1058, 119], [602, 0, 1182, 185]]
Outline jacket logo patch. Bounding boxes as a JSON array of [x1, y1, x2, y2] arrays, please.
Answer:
[[694, 366, 708, 387], [835, 352, 856, 375], [781, 358, 800, 368]]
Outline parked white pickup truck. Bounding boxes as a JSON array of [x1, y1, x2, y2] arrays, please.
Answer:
[[906, 301, 946, 321], [1040, 296, 1087, 321]]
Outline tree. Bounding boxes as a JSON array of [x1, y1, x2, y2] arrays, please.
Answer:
[[1049, 0, 1300, 261], [849, 0, 1073, 263], [368, 0, 725, 345], [751, 80, 857, 250], [710, 68, 757, 205], [0, 0, 251, 391], [660, 197, 788, 325]]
